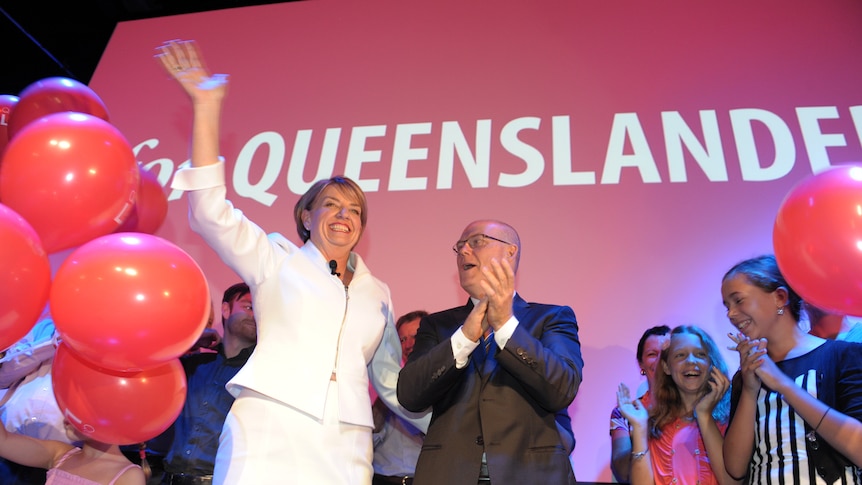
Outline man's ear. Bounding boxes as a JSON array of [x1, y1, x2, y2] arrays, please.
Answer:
[[222, 301, 231, 321]]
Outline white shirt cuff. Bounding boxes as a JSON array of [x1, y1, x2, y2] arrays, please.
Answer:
[[170, 158, 226, 191], [493, 315, 519, 349], [451, 327, 480, 369]]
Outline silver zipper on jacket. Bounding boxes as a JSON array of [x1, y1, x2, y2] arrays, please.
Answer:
[[330, 283, 349, 381]]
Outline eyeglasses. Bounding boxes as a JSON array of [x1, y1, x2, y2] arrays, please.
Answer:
[[452, 234, 514, 254]]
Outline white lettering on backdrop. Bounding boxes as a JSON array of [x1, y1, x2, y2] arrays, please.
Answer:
[[133, 105, 862, 205]]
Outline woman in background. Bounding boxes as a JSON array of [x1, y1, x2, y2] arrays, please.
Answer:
[[610, 325, 670, 482]]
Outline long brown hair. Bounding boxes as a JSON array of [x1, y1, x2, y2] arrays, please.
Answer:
[[649, 325, 730, 438]]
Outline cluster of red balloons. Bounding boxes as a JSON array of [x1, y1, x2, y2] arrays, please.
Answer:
[[0, 77, 169, 252], [49, 232, 210, 444], [774, 164, 862, 316], [0, 77, 200, 445]]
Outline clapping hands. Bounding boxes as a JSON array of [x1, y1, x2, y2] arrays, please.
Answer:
[[463, 298, 490, 342], [694, 366, 729, 418], [616, 383, 648, 430], [727, 333, 775, 392], [479, 258, 515, 330]]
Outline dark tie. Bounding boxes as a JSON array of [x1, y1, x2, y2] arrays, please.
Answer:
[[484, 331, 495, 353], [481, 331, 497, 374], [473, 332, 491, 372]]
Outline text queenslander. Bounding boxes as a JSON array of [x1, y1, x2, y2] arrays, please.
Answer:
[[136, 106, 862, 205]]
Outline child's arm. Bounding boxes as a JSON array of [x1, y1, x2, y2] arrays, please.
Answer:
[[0, 421, 72, 469], [616, 383, 655, 485], [695, 368, 740, 485]]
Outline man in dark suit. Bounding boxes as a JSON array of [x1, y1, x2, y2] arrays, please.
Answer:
[[397, 219, 583, 485]]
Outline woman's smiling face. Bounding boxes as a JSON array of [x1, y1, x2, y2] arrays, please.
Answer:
[[303, 185, 364, 253], [639, 334, 669, 389]]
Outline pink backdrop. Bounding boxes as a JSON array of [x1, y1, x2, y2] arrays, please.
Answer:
[[84, 0, 862, 480]]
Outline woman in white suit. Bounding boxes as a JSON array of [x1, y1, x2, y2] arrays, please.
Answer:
[[157, 39, 426, 484]]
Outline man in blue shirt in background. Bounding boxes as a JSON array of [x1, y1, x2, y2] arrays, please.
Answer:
[[161, 282, 257, 485]]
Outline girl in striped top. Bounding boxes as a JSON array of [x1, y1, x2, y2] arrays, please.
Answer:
[[721, 255, 862, 484]]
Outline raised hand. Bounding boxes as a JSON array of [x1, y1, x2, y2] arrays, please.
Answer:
[[616, 383, 648, 430], [462, 298, 489, 342], [155, 40, 228, 104], [727, 332, 765, 394], [752, 349, 792, 392], [694, 366, 729, 418], [480, 258, 515, 330], [189, 327, 222, 352]]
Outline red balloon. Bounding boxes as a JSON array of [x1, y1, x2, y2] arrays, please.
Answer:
[[773, 164, 862, 315], [115, 165, 169, 234], [52, 343, 186, 445], [7, 77, 109, 140], [0, 204, 51, 351], [0, 94, 18, 159], [0, 112, 139, 253], [50, 233, 210, 371]]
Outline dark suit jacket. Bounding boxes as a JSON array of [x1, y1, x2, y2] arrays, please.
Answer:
[[397, 295, 583, 485]]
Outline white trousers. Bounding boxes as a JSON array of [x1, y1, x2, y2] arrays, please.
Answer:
[[213, 383, 373, 484]]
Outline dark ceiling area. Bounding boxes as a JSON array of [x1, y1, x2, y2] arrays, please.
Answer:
[[0, 0, 295, 96]]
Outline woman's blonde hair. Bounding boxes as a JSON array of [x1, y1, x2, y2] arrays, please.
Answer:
[[293, 176, 367, 243]]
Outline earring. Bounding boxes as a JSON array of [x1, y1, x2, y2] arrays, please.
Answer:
[[640, 369, 646, 376], [777, 306, 785, 315]]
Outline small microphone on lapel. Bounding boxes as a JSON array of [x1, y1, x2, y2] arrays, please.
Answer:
[[329, 260, 341, 277]]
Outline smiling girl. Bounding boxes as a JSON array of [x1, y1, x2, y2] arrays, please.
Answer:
[[721, 255, 862, 483], [617, 325, 737, 485]]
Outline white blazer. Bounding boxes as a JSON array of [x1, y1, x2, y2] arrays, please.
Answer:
[[171, 162, 428, 430]]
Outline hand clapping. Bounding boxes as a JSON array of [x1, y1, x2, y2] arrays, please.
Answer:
[[463, 298, 489, 342], [616, 383, 648, 430], [728, 332, 768, 393], [480, 258, 515, 330], [694, 366, 729, 418]]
